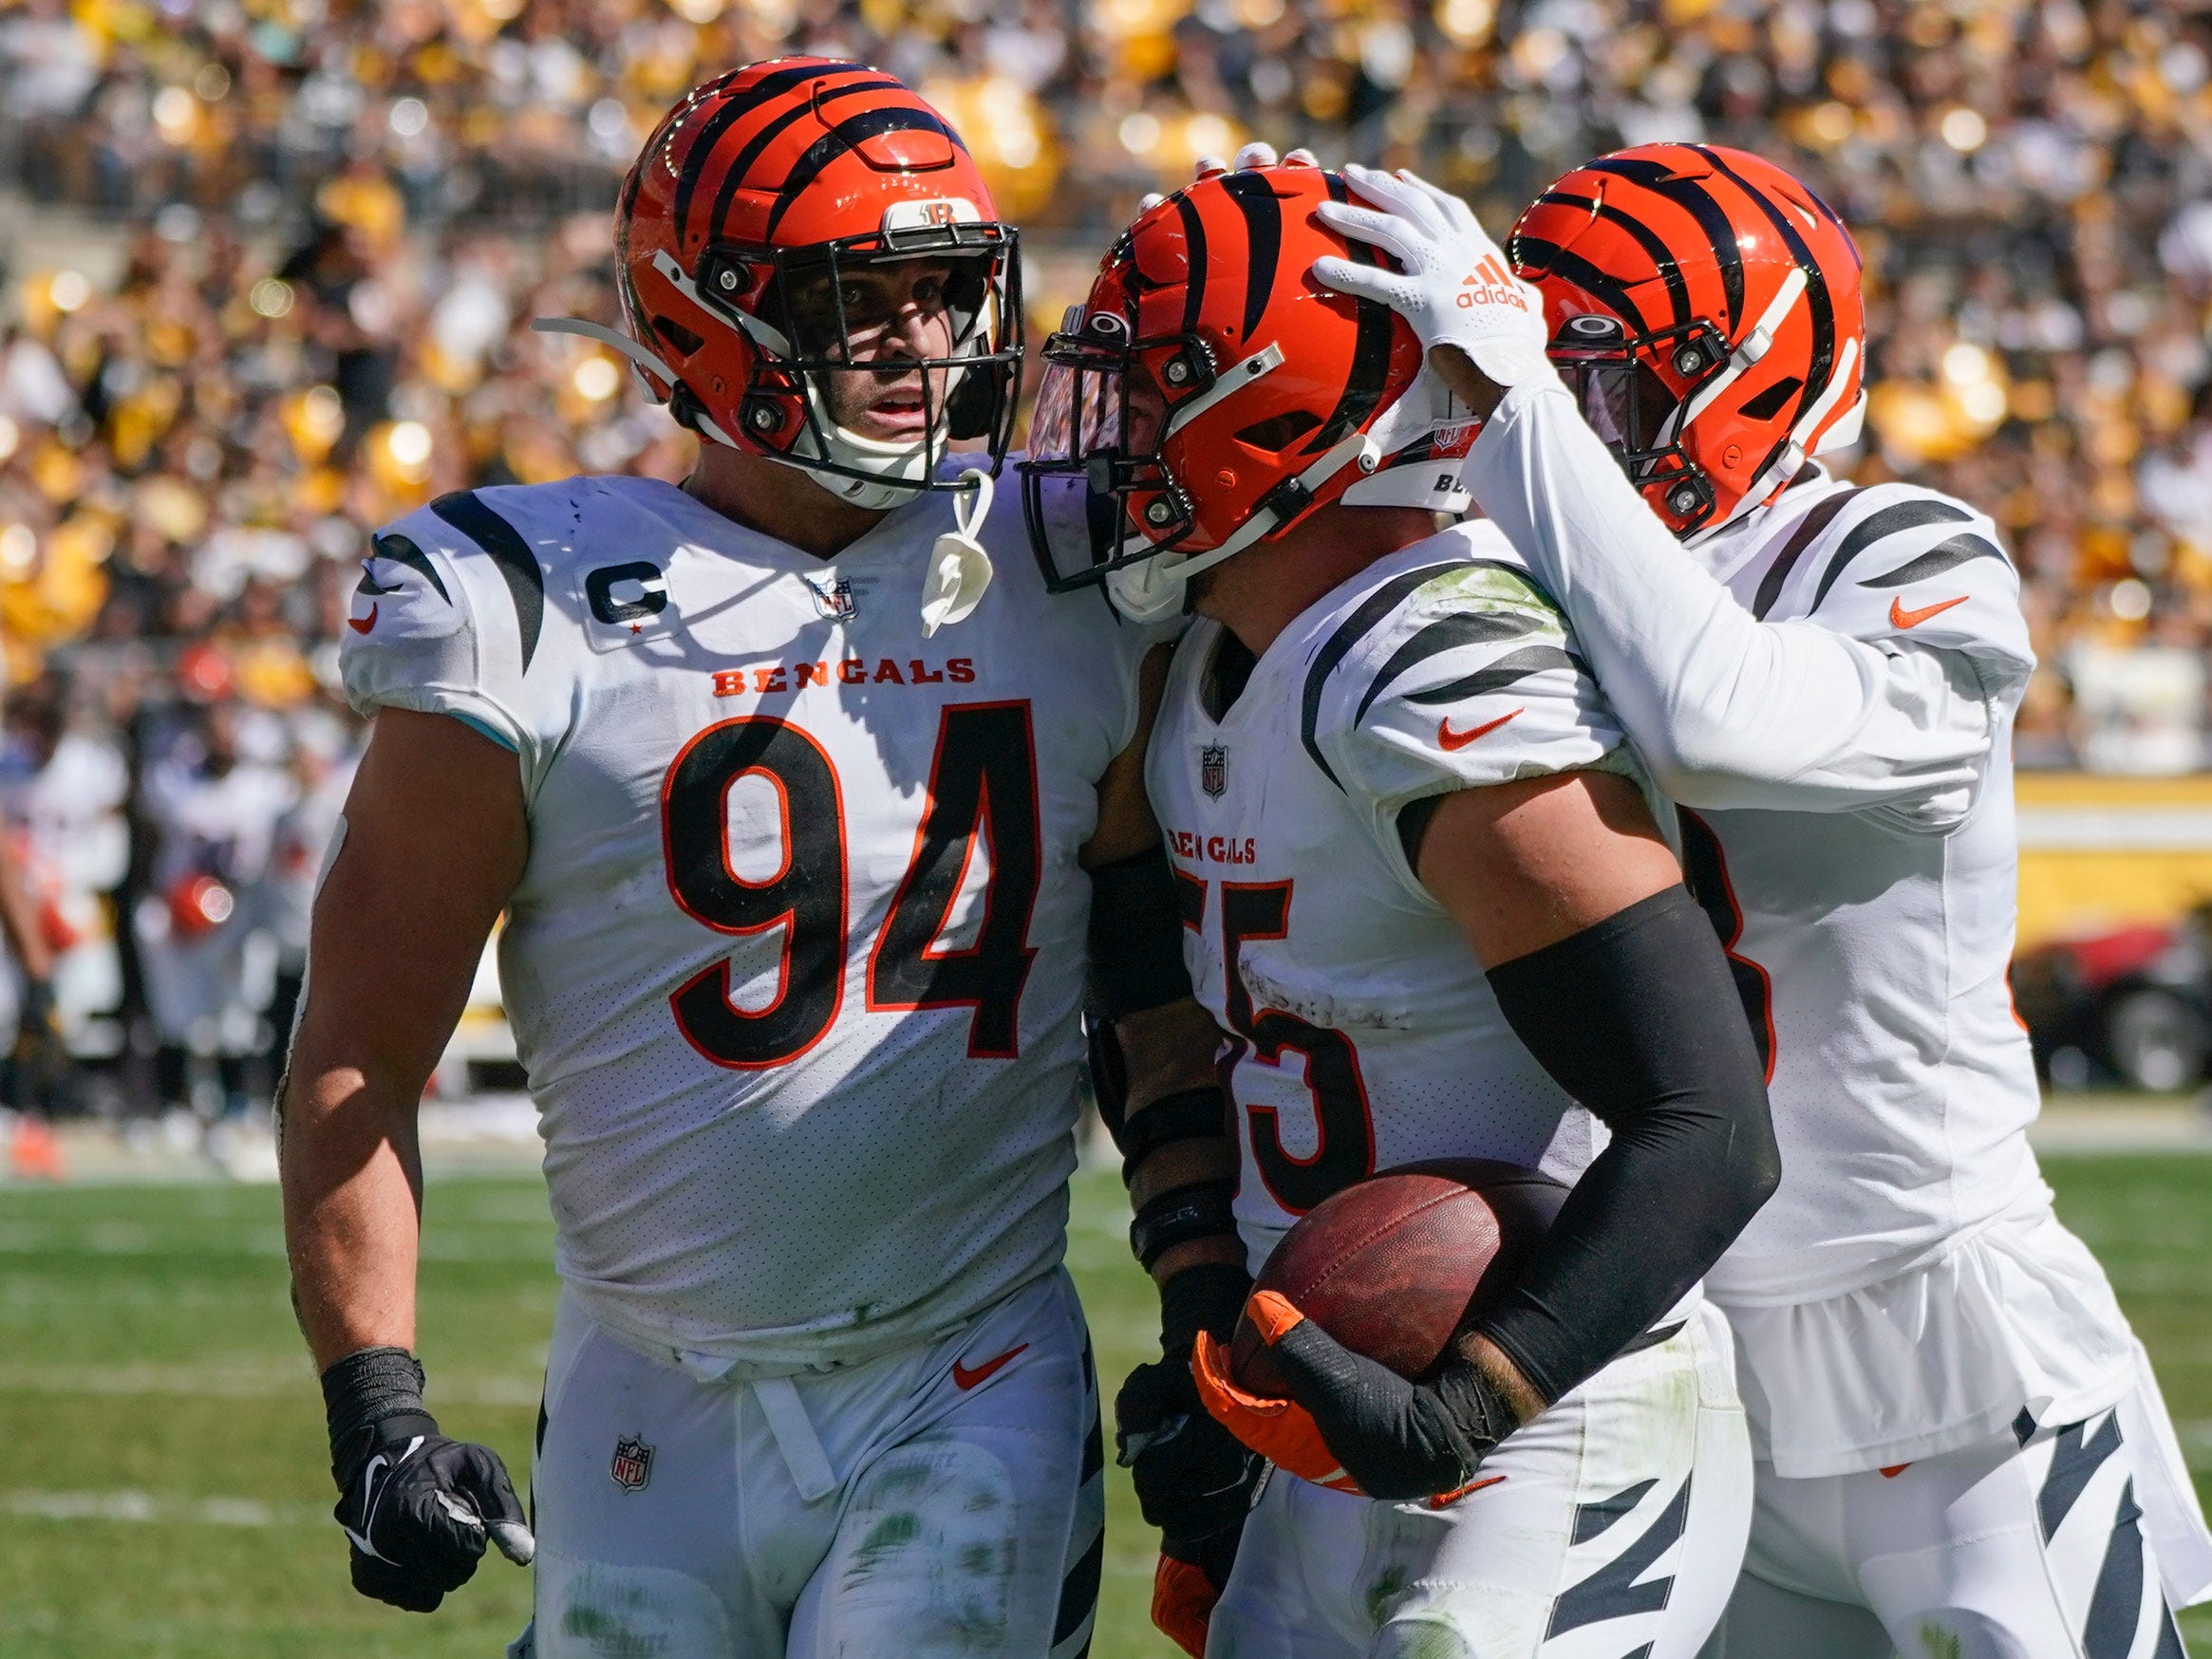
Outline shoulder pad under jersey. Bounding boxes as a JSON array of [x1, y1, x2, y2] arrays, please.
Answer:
[[1743, 481, 2034, 689], [1303, 530, 1628, 816], [338, 485, 562, 753]]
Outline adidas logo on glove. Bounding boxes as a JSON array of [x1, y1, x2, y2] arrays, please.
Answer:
[[1456, 256, 1528, 310]]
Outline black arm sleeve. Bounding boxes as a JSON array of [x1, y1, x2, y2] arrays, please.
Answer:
[[1472, 885, 1780, 1406], [1087, 844, 1195, 1020]]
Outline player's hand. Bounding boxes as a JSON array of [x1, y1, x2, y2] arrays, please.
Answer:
[[324, 1347, 534, 1612], [1139, 140, 1321, 211], [11, 978, 63, 1071], [1117, 1262, 1262, 1655], [1192, 1292, 1522, 1501], [1308, 163, 1556, 396]]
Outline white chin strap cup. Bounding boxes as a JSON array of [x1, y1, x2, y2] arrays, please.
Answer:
[[921, 469, 996, 636]]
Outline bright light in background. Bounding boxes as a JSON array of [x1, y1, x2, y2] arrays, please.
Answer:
[[153, 85, 197, 143], [387, 421, 433, 470], [249, 278, 293, 319], [1940, 107, 1987, 152], [1186, 114, 1234, 160], [572, 357, 620, 402], [0, 524, 35, 578], [1435, 0, 1494, 43], [1940, 342, 1992, 386], [49, 270, 90, 313], [2110, 578, 2152, 622], [1119, 112, 1162, 156], [389, 98, 429, 139]]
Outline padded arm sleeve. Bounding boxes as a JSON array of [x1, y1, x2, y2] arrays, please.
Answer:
[[1472, 885, 1779, 1407], [1463, 381, 2004, 826]]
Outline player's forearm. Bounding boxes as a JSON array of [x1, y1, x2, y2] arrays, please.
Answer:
[[1475, 886, 1778, 1407], [280, 1050, 427, 1370], [1461, 374, 1991, 814], [1116, 997, 1243, 1286], [0, 835, 52, 982]]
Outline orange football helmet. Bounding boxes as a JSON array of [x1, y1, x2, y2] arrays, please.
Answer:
[[1021, 164, 1472, 622], [1509, 143, 1866, 540], [543, 59, 1021, 508]]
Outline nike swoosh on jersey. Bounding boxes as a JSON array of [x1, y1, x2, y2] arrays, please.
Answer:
[[1436, 708, 1521, 751], [1888, 593, 1968, 630], [347, 604, 379, 635], [951, 1343, 1028, 1390]]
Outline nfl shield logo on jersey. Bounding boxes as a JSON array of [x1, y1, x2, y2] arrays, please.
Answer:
[[1200, 743, 1228, 799], [609, 1434, 653, 1493], [807, 573, 858, 620]]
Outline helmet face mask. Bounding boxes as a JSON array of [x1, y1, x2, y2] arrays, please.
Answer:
[[1022, 308, 1214, 593], [1021, 165, 1466, 621], [1550, 312, 1732, 531], [604, 61, 1024, 509]]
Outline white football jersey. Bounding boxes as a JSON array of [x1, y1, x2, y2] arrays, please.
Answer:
[[1146, 525, 1637, 1269], [1679, 475, 2043, 1305], [339, 470, 1154, 1369]]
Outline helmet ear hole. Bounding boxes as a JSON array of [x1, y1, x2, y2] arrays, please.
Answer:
[[1234, 410, 1323, 452], [652, 316, 704, 358], [1738, 376, 1803, 422]]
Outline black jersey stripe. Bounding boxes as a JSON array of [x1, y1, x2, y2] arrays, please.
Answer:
[[2040, 1413, 2125, 1542], [1219, 170, 1283, 344], [429, 491, 546, 673], [2082, 1481, 2147, 1659], [1856, 531, 2007, 589], [1509, 236, 1652, 336], [1584, 158, 1742, 332], [1172, 192, 1208, 336], [1528, 192, 1691, 328], [702, 76, 906, 245], [1301, 560, 1468, 790], [1750, 485, 1864, 619], [762, 108, 970, 240], [1354, 611, 1544, 727], [1402, 643, 1580, 706], [669, 60, 828, 237], [1051, 1524, 1104, 1648], [370, 531, 450, 605], [1807, 498, 1976, 615]]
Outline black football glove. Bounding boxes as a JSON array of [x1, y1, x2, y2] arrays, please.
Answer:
[[1117, 1263, 1262, 1656], [324, 1347, 534, 1612], [11, 978, 63, 1072], [1265, 1315, 1524, 1502]]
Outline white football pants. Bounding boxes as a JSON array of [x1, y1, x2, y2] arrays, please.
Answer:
[[1702, 1384, 2204, 1659], [513, 1268, 1102, 1659], [1206, 1301, 1753, 1658]]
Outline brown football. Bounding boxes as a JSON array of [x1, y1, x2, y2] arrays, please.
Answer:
[[1228, 1160, 1568, 1399]]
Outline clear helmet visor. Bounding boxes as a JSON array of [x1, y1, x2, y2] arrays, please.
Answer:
[[1020, 325, 1183, 593]]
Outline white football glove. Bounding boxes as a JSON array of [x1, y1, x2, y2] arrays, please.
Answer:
[[1310, 164, 1557, 393]]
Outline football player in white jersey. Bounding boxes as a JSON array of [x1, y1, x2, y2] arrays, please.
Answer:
[[278, 61, 1221, 1658], [1308, 147, 2212, 1657], [1023, 158, 1782, 1659]]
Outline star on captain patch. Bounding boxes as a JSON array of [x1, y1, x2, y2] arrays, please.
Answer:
[[609, 1434, 654, 1493], [807, 572, 857, 620], [1200, 742, 1228, 799]]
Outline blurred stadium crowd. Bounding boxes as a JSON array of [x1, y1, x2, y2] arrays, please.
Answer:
[[0, 0, 2208, 1127]]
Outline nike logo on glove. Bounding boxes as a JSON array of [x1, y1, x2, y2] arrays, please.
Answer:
[[1437, 709, 1521, 751], [341, 1436, 424, 1562], [952, 1344, 1028, 1391], [1889, 594, 1967, 630], [347, 605, 379, 635]]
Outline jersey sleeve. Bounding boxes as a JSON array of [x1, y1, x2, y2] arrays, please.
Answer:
[[337, 495, 540, 762], [1464, 381, 2026, 830], [1311, 560, 1632, 878]]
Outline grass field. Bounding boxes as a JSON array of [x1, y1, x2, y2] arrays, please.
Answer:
[[0, 1156, 2205, 1656]]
